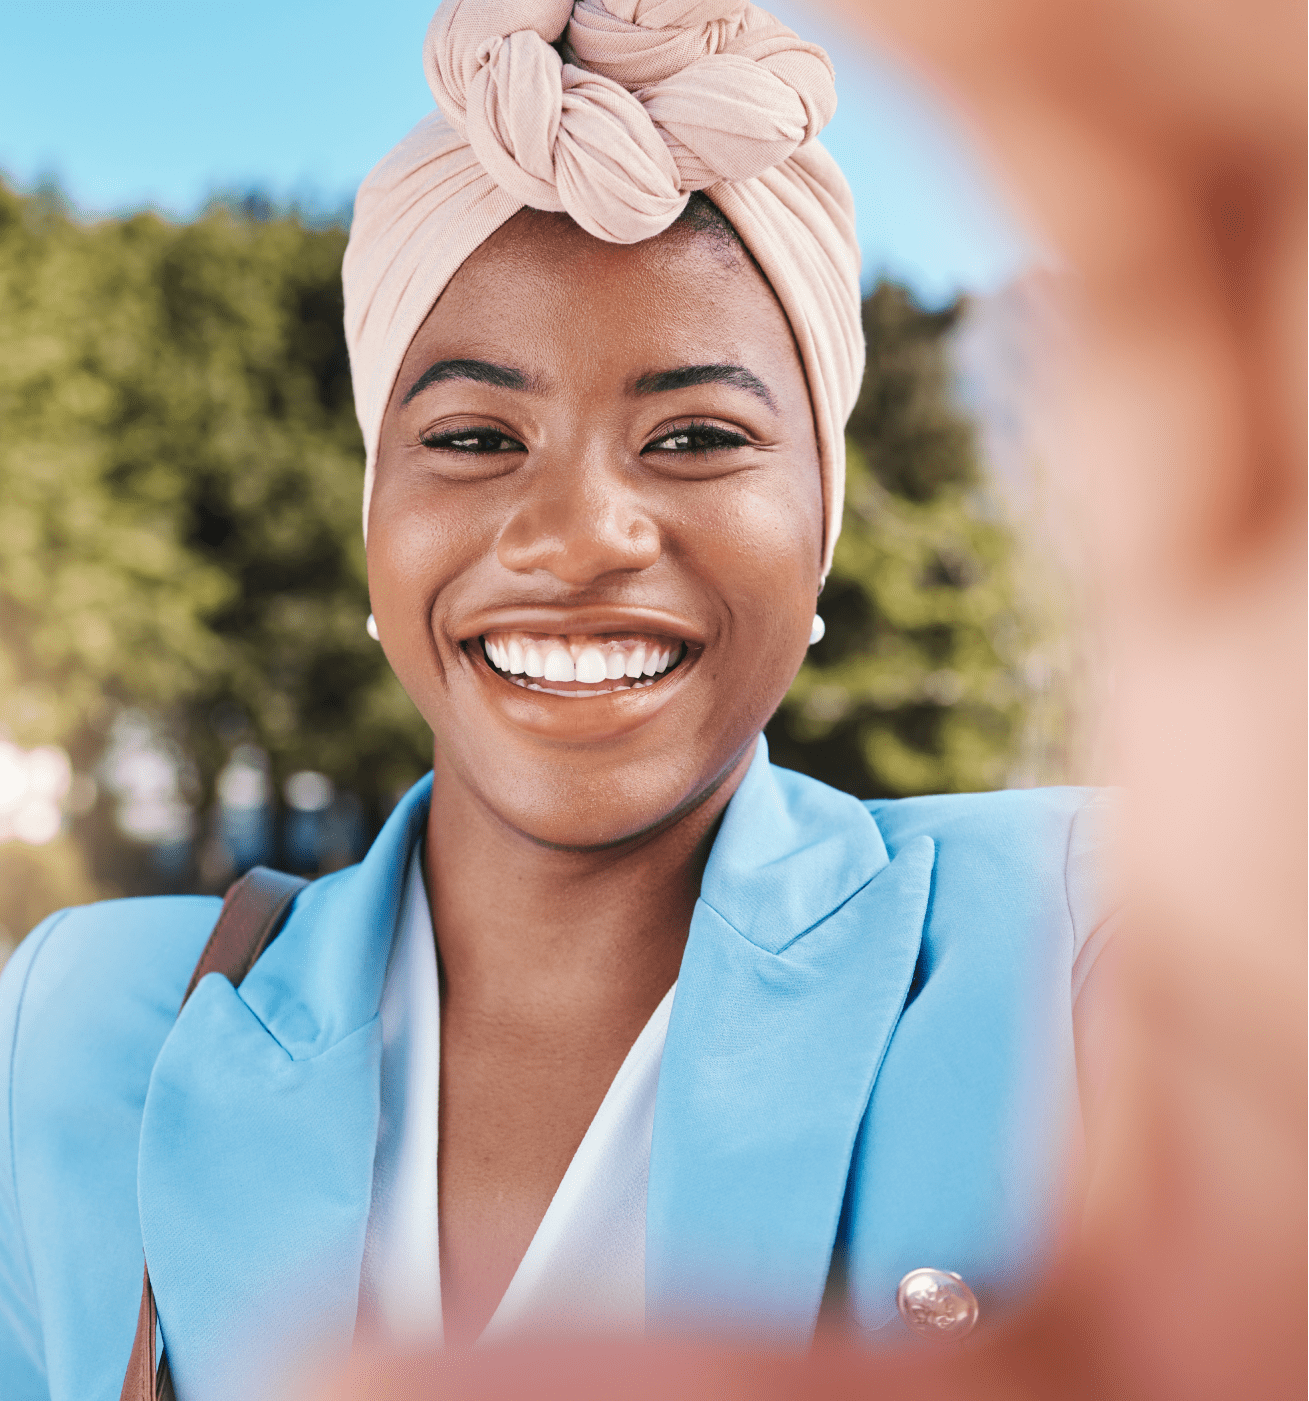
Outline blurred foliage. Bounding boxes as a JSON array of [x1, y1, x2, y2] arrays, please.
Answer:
[[0, 839, 106, 965], [0, 182, 1050, 935], [0, 181, 430, 912], [765, 286, 1025, 796]]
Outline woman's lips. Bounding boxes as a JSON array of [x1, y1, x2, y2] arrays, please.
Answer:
[[479, 630, 686, 697]]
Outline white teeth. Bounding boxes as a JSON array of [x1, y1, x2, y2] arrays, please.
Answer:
[[575, 647, 607, 684], [483, 633, 685, 689], [543, 647, 576, 682]]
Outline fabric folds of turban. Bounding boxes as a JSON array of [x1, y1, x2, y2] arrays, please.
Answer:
[[343, 0, 864, 573]]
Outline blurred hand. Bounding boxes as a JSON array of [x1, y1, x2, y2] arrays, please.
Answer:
[[306, 2, 1306, 1396], [825, 2, 1306, 1395]]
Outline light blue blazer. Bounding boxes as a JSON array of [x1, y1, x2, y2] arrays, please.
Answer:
[[0, 739, 1110, 1401]]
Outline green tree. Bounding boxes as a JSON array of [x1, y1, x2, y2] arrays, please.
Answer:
[[765, 284, 1026, 796], [0, 182, 430, 911]]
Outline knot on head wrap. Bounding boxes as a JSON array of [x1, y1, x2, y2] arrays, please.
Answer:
[[424, 0, 835, 241], [345, 0, 863, 572]]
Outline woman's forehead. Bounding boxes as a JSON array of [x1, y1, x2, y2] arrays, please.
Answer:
[[404, 209, 796, 379], [472, 202, 752, 274]]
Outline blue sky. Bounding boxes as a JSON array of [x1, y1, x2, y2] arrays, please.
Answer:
[[1, 0, 1034, 305]]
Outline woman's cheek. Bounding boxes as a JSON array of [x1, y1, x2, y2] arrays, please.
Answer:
[[367, 480, 464, 697], [685, 487, 819, 708], [703, 474, 822, 603]]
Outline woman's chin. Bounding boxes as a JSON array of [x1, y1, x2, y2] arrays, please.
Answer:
[[418, 637, 780, 850], [431, 732, 757, 856]]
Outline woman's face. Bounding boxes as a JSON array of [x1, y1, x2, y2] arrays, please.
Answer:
[[368, 207, 823, 849]]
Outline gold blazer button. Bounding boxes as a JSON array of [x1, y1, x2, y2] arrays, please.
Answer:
[[895, 1267, 980, 1338]]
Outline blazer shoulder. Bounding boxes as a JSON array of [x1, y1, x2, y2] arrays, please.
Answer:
[[863, 786, 1116, 972], [5, 892, 221, 1014], [1, 894, 221, 1117], [863, 785, 1096, 857]]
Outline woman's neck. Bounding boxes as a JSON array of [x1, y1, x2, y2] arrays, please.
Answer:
[[423, 741, 754, 1021]]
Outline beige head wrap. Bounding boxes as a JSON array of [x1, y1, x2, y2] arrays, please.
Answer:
[[344, 0, 864, 572]]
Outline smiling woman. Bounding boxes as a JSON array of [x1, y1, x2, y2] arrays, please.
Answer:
[[370, 203, 823, 855], [0, 3, 1113, 1399]]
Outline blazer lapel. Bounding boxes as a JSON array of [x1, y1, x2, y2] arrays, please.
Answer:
[[646, 741, 933, 1343], [136, 776, 432, 1401]]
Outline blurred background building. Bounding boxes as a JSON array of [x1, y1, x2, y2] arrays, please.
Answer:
[[0, 1, 1092, 957]]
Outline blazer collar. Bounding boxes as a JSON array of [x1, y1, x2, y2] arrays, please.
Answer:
[[647, 738, 934, 1342], [699, 736, 891, 952], [238, 773, 433, 1056], [137, 777, 431, 1400]]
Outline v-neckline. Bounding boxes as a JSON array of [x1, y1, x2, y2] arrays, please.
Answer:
[[360, 849, 675, 1344]]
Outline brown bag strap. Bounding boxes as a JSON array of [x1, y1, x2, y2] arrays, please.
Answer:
[[120, 866, 309, 1401]]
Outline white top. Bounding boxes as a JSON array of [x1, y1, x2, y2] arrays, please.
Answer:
[[359, 851, 675, 1344]]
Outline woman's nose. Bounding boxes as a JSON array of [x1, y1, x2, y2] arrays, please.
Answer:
[[496, 465, 661, 585]]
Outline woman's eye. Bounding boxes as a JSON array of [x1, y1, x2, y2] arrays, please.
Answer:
[[421, 428, 525, 453], [645, 424, 750, 455]]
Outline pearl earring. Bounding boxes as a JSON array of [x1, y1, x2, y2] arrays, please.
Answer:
[[809, 614, 825, 645], [366, 614, 380, 641]]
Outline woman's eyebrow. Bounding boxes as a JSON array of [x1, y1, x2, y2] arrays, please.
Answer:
[[632, 363, 777, 410], [403, 358, 533, 404]]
